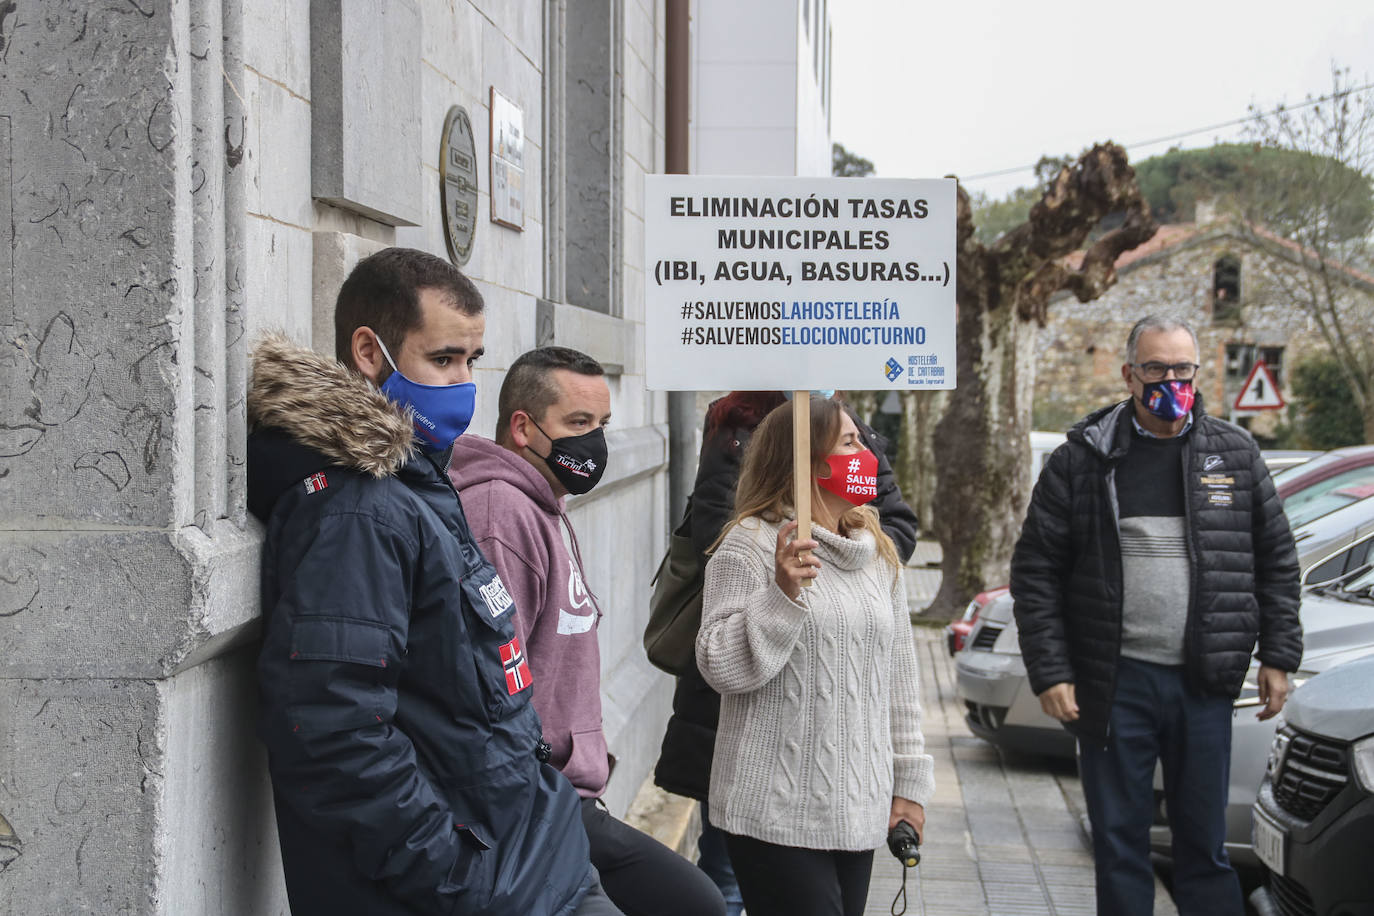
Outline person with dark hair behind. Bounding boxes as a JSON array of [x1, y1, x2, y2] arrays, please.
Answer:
[[653, 390, 918, 914]]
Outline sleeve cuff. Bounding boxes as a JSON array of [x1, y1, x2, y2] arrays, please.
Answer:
[[893, 754, 936, 807]]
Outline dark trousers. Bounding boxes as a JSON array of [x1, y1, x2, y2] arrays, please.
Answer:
[[698, 804, 745, 916], [572, 877, 625, 916], [581, 798, 726, 916], [1078, 657, 1243, 916], [724, 832, 875, 916]]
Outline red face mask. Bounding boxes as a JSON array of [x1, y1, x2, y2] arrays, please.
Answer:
[[817, 449, 879, 506]]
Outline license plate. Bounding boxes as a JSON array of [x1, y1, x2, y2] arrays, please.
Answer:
[[1252, 807, 1285, 877]]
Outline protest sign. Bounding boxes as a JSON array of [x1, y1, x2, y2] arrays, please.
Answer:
[[644, 175, 958, 391]]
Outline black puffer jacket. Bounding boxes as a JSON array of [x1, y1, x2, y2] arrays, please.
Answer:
[[654, 404, 918, 800], [247, 337, 593, 916], [1010, 398, 1302, 742]]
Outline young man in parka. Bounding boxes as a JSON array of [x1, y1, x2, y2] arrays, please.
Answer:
[[246, 247, 622, 916]]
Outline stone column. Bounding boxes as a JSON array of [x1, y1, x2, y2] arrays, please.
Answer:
[[0, 2, 285, 912]]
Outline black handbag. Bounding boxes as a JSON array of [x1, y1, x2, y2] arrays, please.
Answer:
[[643, 500, 705, 676]]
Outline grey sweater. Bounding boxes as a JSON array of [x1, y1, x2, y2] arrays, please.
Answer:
[[696, 516, 935, 851]]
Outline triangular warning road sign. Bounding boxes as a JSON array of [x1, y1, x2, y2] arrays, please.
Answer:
[[1234, 360, 1285, 410]]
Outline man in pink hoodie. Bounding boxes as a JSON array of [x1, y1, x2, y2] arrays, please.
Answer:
[[451, 347, 726, 916]]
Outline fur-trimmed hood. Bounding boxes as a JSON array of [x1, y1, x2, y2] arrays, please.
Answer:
[[248, 333, 415, 478]]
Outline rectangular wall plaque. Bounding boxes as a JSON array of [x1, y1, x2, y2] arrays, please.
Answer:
[[489, 87, 525, 231]]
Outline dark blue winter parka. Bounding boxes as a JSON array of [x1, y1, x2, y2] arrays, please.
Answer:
[[246, 335, 593, 916]]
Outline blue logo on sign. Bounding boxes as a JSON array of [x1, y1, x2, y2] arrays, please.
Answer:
[[884, 357, 902, 382]]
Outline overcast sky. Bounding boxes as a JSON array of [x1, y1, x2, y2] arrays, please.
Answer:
[[829, 0, 1374, 199]]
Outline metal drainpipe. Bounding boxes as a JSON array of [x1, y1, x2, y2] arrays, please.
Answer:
[[665, 0, 695, 524]]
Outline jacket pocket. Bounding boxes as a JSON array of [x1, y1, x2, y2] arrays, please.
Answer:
[[440, 823, 497, 914], [284, 615, 398, 735], [289, 614, 393, 667], [564, 728, 610, 794], [456, 570, 534, 720]]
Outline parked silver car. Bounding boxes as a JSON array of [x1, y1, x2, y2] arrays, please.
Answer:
[[1149, 569, 1374, 869], [954, 590, 1076, 758], [956, 494, 1374, 762]]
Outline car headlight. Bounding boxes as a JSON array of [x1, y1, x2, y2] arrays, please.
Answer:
[[1233, 669, 1313, 708], [1354, 736, 1374, 793]]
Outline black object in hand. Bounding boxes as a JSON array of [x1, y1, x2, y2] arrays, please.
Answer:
[[886, 821, 920, 868]]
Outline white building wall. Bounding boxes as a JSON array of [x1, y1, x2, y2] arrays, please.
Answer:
[[691, 0, 831, 177]]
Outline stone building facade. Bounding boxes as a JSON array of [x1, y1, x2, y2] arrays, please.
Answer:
[[1035, 221, 1372, 441], [0, 2, 679, 912]]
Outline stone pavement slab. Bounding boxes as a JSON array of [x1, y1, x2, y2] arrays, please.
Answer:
[[862, 626, 1178, 916]]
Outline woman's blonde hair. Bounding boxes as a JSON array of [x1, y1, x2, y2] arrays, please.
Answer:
[[714, 397, 899, 570]]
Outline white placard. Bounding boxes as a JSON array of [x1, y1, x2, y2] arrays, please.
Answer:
[[644, 176, 957, 391]]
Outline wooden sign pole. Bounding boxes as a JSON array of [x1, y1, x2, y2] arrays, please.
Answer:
[[792, 391, 813, 587]]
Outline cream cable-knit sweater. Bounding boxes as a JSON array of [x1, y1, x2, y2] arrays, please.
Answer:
[[696, 516, 935, 851]]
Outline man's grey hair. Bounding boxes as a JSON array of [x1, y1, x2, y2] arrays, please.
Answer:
[[1125, 316, 1199, 364]]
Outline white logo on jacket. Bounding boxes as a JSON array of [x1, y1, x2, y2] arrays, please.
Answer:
[[479, 576, 514, 618], [556, 567, 596, 635], [1204, 454, 1223, 470]]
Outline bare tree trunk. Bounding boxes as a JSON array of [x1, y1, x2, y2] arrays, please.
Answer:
[[921, 143, 1157, 619], [843, 390, 879, 427], [893, 389, 946, 539]]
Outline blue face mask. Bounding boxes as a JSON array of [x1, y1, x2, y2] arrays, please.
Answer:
[[373, 334, 476, 449]]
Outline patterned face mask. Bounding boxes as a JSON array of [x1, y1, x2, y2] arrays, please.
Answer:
[[1139, 379, 1195, 421]]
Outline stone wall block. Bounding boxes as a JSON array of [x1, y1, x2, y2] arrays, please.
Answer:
[[0, 4, 190, 527], [310, 0, 423, 226], [243, 0, 312, 97], [0, 677, 161, 916], [420, 0, 483, 93], [0, 529, 258, 680], [311, 230, 391, 355]]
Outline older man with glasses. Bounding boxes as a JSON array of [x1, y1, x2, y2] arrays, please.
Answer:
[[1010, 315, 1303, 916]]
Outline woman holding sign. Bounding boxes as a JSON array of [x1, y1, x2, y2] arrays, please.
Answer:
[[694, 397, 934, 916]]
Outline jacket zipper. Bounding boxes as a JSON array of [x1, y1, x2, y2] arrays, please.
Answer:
[[1102, 463, 1123, 749], [1180, 436, 1199, 692]]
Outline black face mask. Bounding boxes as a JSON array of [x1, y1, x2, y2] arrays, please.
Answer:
[[527, 417, 608, 495]]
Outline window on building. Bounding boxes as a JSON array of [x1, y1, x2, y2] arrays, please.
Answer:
[[814, 0, 822, 80], [542, 0, 623, 315], [1226, 342, 1285, 388], [1212, 255, 1242, 323], [1259, 346, 1284, 386], [818, 23, 829, 124]]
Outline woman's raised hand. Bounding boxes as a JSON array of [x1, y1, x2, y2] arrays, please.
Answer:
[[774, 519, 820, 601]]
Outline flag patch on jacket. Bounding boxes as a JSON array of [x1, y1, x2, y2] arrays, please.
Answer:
[[500, 637, 532, 694], [303, 472, 328, 493]]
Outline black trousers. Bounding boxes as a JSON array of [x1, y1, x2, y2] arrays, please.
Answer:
[[572, 878, 625, 916], [582, 798, 727, 916], [724, 832, 875, 916]]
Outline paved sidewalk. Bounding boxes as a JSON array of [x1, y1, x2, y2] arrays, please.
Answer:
[[861, 570, 1178, 916]]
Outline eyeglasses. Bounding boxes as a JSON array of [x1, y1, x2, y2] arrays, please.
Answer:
[[1130, 361, 1200, 382]]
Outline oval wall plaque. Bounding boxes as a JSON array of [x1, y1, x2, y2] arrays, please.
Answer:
[[440, 105, 479, 265]]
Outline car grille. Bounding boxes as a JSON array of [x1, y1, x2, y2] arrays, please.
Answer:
[[1266, 872, 1315, 916], [1272, 725, 1349, 822], [970, 625, 1003, 651]]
